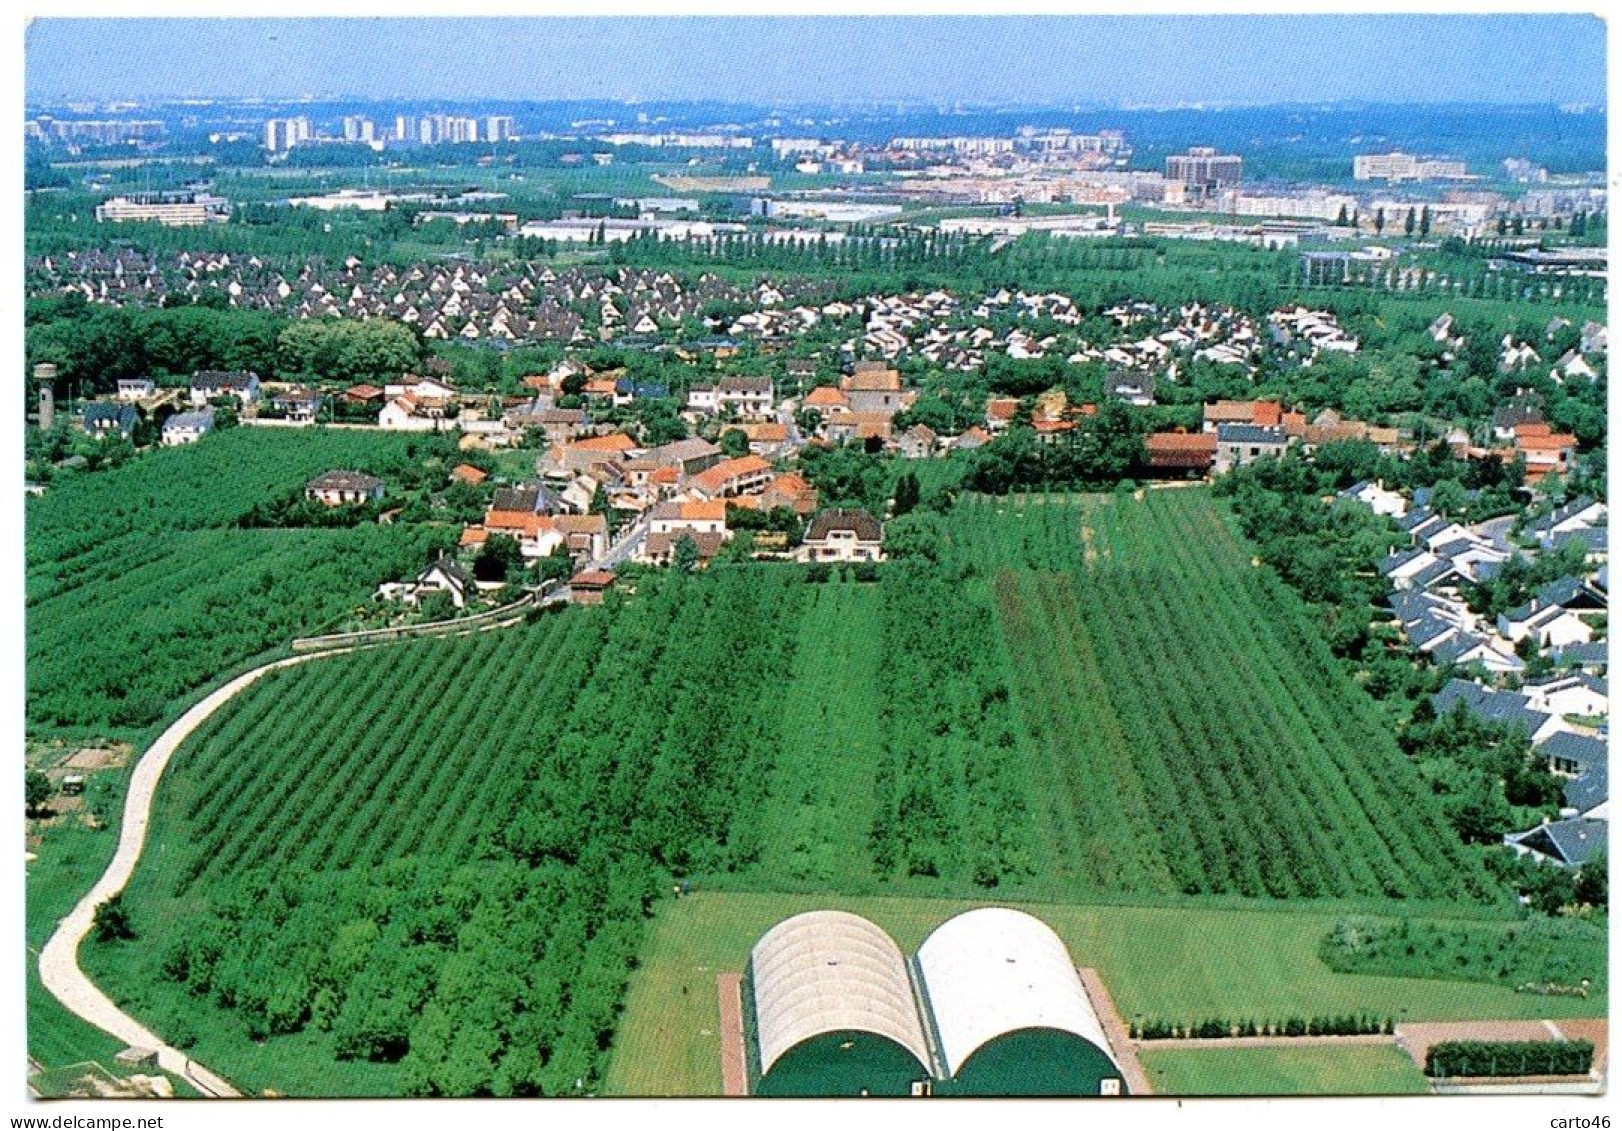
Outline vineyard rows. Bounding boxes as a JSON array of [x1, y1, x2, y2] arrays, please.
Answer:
[[953, 489, 1493, 901], [125, 566, 807, 1095], [26, 428, 442, 734]]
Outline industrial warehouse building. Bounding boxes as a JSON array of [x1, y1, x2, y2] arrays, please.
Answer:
[[744, 908, 1128, 1097]]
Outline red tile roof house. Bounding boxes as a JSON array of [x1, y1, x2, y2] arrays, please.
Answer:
[[1144, 432, 1218, 475], [689, 455, 774, 499], [569, 568, 617, 605]]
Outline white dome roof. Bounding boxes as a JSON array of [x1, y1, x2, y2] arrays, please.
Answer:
[[750, 910, 931, 1075], [915, 907, 1116, 1077]]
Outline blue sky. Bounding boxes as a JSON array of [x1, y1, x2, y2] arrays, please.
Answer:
[[25, 15, 1607, 106]]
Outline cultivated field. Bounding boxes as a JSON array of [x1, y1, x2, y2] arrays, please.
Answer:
[[69, 489, 1541, 1096], [26, 427, 441, 737]]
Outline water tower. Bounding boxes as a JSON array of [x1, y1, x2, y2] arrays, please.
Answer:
[[33, 363, 57, 430]]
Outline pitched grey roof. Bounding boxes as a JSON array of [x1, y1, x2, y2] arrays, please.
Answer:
[[1432, 632, 1493, 666], [1387, 589, 1450, 625], [1408, 615, 1458, 649], [1379, 548, 1426, 576], [1216, 423, 1288, 445], [83, 403, 137, 430], [418, 555, 470, 589], [1528, 495, 1600, 537], [649, 437, 723, 464], [191, 369, 258, 390], [1563, 762, 1608, 816], [1399, 506, 1437, 533], [1492, 401, 1545, 430], [805, 507, 883, 543], [1553, 641, 1609, 670], [307, 469, 383, 492], [1509, 818, 1607, 867], [1535, 576, 1606, 610], [491, 485, 543, 514], [1537, 731, 1607, 772], [1409, 558, 1459, 590], [1551, 527, 1608, 554], [1432, 678, 1552, 737], [163, 408, 215, 431], [1410, 515, 1450, 542]]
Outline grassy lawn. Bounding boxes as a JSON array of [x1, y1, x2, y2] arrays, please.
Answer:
[[1140, 1044, 1430, 1096], [603, 890, 1603, 1096]]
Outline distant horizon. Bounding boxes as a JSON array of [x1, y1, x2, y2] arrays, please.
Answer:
[[25, 15, 1607, 106], [23, 95, 1610, 113]]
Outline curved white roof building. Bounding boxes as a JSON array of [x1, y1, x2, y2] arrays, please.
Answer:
[[914, 906, 1119, 1079], [750, 910, 932, 1078]]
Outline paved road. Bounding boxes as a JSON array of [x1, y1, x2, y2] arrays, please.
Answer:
[[37, 651, 348, 1099], [598, 512, 651, 570]]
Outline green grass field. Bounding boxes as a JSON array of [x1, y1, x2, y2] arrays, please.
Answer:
[[1139, 1044, 1430, 1096], [603, 890, 1601, 1096]]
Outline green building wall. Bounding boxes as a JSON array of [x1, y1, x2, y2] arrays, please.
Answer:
[[935, 1028, 1128, 1097], [754, 1030, 931, 1097]]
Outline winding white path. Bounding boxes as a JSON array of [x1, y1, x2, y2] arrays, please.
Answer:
[[38, 650, 348, 1099]]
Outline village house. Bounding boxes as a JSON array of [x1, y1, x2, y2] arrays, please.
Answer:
[[82, 403, 138, 440], [377, 555, 473, 611], [379, 393, 456, 432], [1522, 673, 1608, 721], [1432, 678, 1567, 747], [897, 423, 938, 460], [1538, 731, 1607, 779], [569, 568, 617, 605], [643, 529, 727, 568], [1492, 398, 1546, 442], [687, 375, 775, 418], [1202, 399, 1284, 432], [844, 362, 913, 417], [1144, 431, 1217, 476], [689, 454, 774, 499], [385, 374, 460, 401], [162, 408, 215, 446], [1514, 424, 1578, 485], [553, 513, 609, 560], [189, 370, 261, 408], [649, 498, 730, 538], [801, 385, 851, 417], [646, 436, 724, 478], [736, 421, 790, 458], [115, 377, 155, 401], [1336, 480, 1407, 518], [754, 472, 821, 518], [1214, 424, 1289, 473], [342, 383, 386, 409], [546, 432, 640, 477], [306, 470, 385, 506], [264, 386, 326, 423], [800, 508, 885, 563], [823, 413, 894, 446]]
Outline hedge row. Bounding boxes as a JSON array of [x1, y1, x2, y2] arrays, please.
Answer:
[[1426, 1040, 1595, 1078], [1131, 1014, 1393, 1041]]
